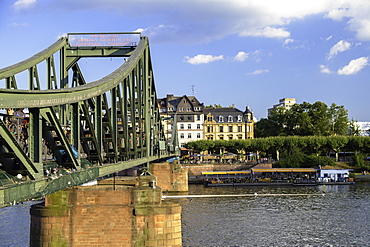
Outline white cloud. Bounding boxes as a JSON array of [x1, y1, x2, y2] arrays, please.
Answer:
[[338, 57, 369, 75], [240, 26, 290, 39], [234, 51, 249, 62], [184, 54, 224, 65], [320, 65, 333, 74], [9, 22, 30, 27], [284, 38, 294, 45], [13, 0, 36, 10], [327, 40, 351, 60], [247, 69, 269, 75], [47, 0, 370, 43], [325, 2, 370, 41]]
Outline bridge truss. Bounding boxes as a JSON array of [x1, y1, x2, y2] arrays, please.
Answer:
[[0, 32, 178, 207]]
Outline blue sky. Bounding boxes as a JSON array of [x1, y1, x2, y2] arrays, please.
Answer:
[[1, 0, 370, 121]]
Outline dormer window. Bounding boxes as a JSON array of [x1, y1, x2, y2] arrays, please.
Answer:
[[237, 115, 242, 122], [219, 116, 224, 122], [228, 115, 233, 122]]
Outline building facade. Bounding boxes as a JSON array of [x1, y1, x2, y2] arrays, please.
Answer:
[[158, 94, 204, 148], [268, 98, 296, 116], [203, 106, 254, 140]]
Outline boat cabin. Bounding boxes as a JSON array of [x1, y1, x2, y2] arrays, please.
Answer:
[[318, 169, 350, 182]]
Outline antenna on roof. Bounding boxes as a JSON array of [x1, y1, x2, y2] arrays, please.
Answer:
[[191, 85, 196, 95]]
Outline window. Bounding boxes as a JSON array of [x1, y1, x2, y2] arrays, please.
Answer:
[[180, 133, 184, 139], [219, 116, 224, 122], [197, 115, 201, 121], [197, 124, 201, 129], [197, 133, 201, 138], [188, 133, 192, 138], [188, 124, 191, 129], [207, 126, 212, 132], [187, 116, 192, 120], [229, 126, 233, 132], [228, 115, 233, 122], [237, 115, 242, 122], [228, 135, 233, 140], [180, 124, 184, 129], [238, 126, 242, 132], [207, 116, 213, 121], [220, 126, 223, 132], [180, 116, 184, 120], [219, 135, 224, 140]]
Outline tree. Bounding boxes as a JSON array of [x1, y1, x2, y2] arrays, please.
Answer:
[[327, 103, 349, 136], [255, 101, 350, 137], [348, 119, 361, 136]]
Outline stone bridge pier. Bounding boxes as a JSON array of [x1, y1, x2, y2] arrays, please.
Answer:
[[30, 162, 187, 247]]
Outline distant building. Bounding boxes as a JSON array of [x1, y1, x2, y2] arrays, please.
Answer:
[[203, 106, 254, 140], [355, 122, 370, 136], [157, 94, 204, 148], [268, 98, 296, 116]]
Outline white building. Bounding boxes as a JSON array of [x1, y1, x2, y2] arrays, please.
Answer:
[[355, 122, 370, 136], [268, 98, 296, 116], [158, 94, 204, 148]]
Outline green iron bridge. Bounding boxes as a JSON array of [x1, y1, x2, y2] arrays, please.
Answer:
[[0, 32, 179, 208]]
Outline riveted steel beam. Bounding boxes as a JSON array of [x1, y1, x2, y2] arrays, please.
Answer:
[[0, 33, 179, 192]]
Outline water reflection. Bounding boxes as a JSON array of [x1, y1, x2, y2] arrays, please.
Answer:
[[181, 183, 370, 246], [1, 183, 370, 246]]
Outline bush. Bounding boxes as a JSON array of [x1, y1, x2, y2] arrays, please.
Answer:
[[301, 155, 336, 168], [274, 155, 336, 168]]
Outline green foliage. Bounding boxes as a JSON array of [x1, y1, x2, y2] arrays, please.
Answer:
[[348, 119, 361, 136], [352, 152, 365, 168], [274, 147, 305, 168], [255, 101, 350, 137], [301, 155, 336, 168], [185, 136, 370, 167], [204, 104, 223, 108]]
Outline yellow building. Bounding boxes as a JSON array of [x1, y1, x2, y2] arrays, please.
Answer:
[[203, 106, 254, 140]]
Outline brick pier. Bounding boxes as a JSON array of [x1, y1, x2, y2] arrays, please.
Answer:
[[30, 175, 183, 246]]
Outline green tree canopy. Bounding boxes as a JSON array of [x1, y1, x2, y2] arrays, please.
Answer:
[[255, 101, 350, 137]]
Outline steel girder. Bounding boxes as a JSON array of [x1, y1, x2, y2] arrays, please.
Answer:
[[0, 33, 177, 182]]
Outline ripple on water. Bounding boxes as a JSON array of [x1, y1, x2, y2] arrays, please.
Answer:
[[182, 184, 370, 247]]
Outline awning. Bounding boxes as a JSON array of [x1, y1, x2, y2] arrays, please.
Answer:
[[202, 171, 251, 175], [251, 168, 316, 173]]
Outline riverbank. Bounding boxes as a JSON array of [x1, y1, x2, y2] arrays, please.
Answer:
[[355, 174, 370, 182]]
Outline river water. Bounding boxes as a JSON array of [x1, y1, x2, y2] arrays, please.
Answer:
[[181, 183, 370, 247], [1, 183, 370, 247]]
